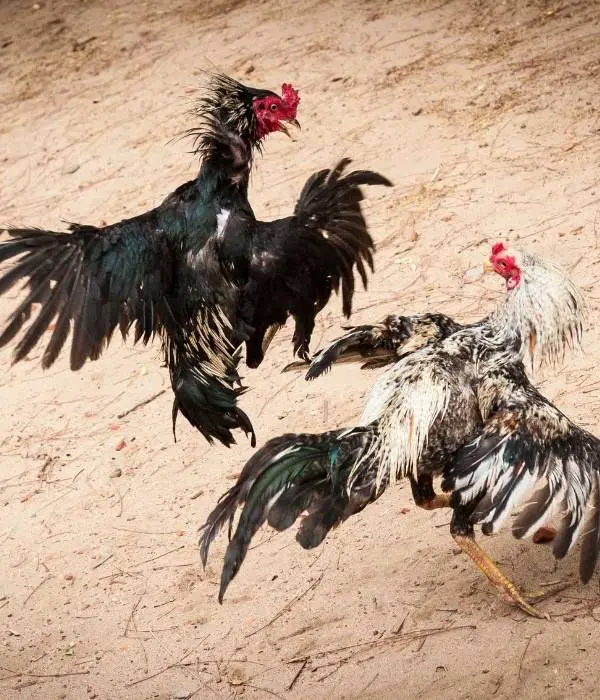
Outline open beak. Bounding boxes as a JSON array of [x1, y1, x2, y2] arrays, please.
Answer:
[[483, 261, 494, 273], [279, 119, 301, 139]]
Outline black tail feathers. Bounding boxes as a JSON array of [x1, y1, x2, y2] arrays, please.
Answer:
[[169, 344, 256, 449], [199, 426, 375, 602]]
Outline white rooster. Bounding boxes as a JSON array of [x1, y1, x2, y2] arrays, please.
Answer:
[[201, 243, 594, 618]]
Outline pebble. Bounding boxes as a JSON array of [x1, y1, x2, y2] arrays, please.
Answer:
[[110, 468, 122, 478]]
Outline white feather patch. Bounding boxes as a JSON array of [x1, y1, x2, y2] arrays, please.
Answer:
[[216, 208, 231, 237], [353, 359, 451, 492]]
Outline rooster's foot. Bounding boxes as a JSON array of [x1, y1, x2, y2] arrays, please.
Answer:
[[452, 534, 550, 620]]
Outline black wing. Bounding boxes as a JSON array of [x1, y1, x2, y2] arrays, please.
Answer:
[[241, 159, 392, 368], [0, 219, 178, 370], [0, 117, 251, 372]]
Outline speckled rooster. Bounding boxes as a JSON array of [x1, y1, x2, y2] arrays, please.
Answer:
[[0, 74, 390, 447], [201, 243, 599, 618]]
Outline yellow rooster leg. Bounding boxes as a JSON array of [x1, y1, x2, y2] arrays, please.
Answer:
[[453, 534, 549, 620]]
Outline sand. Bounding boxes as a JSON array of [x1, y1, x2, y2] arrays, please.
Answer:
[[1, 0, 600, 697]]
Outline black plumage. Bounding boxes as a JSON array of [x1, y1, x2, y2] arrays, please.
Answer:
[[241, 160, 392, 367], [0, 112, 258, 447], [0, 74, 391, 447]]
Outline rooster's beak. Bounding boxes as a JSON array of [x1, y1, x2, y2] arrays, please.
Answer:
[[483, 261, 494, 273], [280, 119, 301, 139]]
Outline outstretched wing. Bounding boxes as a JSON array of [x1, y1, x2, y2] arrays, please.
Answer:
[[241, 159, 392, 367], [449, 364, 600, 583], [304, 312, 463, 380], [0, 219, 177, 370], [0, 116, 251, 373]]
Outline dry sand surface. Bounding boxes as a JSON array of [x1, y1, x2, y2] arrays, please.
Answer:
[[1, 0, 600, 697]]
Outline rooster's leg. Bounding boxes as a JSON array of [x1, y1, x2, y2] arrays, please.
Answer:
[[450, 505, 549, 620], [409, 474, 452, 510]]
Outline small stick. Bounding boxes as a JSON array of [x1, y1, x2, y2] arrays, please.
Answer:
[[392, 612, 410, 635], [240, 683, 284, 699], [23, 575, 53, 607], [33, 487, 75, 516], [38, 457, 54, 482], [518, 632, 541, 680], [287, 658, 308, 691], [0, 665, 89, 679], [315, 661, 343, 683], [92, 553, 114, 570], [245, 572, 324, 638], [124, 595, 143, 637], [284, 624, 476, 664], [125, 644, 211, 690], [113, 527, 180, 535], [130, 545, 184, 568], [358, 671, 379, 695], [117, 390, 167, 419], [115, 489, 124, 518]]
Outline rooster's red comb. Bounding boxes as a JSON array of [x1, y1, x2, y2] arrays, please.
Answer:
[[490, 242, 506, 260], [280, 83, 300, 116]]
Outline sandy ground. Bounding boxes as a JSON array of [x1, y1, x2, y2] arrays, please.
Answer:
[[1, 0, 600, 697]]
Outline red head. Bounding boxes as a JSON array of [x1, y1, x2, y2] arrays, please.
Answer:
[[488, 242, 521, 290], [253, 83, 300, 140]]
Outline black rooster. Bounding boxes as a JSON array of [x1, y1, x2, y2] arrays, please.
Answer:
[[0, 74, 391, 447]]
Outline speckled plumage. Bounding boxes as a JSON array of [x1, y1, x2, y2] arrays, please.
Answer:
[[201, 245, 600, 602]]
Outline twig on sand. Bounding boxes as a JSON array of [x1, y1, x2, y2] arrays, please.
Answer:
[[238, 682, 285, 699], [245, 572, 325, 638], [285, 623, 476, 665], [358, 672, 379, 695], [287, 658, 308, 691], [0, 665, 89, 679], [518, 632, 541, 680], [92, 553, 114, 570], [130, 545, 185, 568], [117, 389, 166, 419], [23, 575, 53, 607], [125, 595, 148, 674], [125, 643, 215, 693], [124, 595, 143, 637]]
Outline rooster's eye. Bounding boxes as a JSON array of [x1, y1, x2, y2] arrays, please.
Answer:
[[269, 103, 278, 112], [498, 260, 507, 269]]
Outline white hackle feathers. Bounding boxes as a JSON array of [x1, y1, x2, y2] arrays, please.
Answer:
[[488, 248, 586, 369], [354, 350, 452, 491]]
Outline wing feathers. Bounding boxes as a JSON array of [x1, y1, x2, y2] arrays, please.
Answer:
[[0, 222, 173, 370], [449, 377, 600, 582]]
